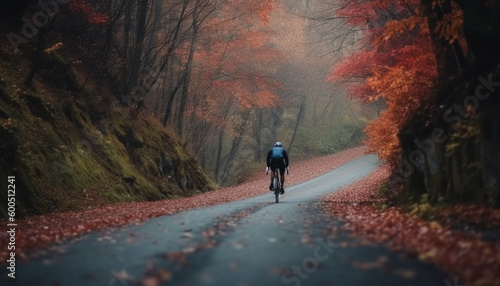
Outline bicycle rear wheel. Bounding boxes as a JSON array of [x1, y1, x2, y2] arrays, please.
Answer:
[[273, 172, 279, 188], [273, 172, 280, 203]]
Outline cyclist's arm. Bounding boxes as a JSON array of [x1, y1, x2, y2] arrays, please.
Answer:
[[266, 150, 272, 167], [283, 150, 289, 167]]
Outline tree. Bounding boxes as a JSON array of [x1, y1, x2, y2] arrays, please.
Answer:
[[176, 0, 217, 139], [453, 0, 500, 68], [176, 0, 283, 181], [23, 0, 109, 86], [328, 0, 443, 167], [127, 0, 149, 95]]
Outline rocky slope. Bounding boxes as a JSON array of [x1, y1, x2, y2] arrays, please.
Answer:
[[0, 36, 215, 218]]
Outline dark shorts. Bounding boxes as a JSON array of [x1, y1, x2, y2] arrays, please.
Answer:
[[270, 158, 285, 175]]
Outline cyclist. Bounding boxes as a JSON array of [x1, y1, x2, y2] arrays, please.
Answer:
[[266, 142, 289, 194]]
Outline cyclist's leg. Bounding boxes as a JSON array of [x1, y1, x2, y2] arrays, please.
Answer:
[[279, 163, 285, 193], [269, 163, 277, 191]]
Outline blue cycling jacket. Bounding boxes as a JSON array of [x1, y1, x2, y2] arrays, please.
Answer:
[[266, 147, 289, 167]]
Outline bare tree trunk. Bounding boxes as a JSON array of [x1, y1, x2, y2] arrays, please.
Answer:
[[288, 101, 305, 154], [157, 0, 190, 126], [120, 0, 134, 100], [24, 27, 48, 86], [102, 0, 125, 87], [270, 107, 282, 142], [123, 0, 133, 58], [144, 0, 162, 68], [177, 20, 197, 139], [127, 0, 149, 93], [220, 111, 251, 183], [255, 109, 263, 160], [420, 0, 464, 79], [214, 129, 224, 182], [177, 0, 207, 139], [162, 72, 186, 126]]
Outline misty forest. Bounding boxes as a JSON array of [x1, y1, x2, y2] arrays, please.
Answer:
[[1, 0, 500, 285]]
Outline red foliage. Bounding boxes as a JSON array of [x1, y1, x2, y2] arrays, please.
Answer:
[[328, 50, 376, 83], [328, 0, 439, 167], [217, 0, 275, 24], [68, 0, 109, 25], [186, 5, 284, 124], [323, 167, 500, 286], [434, 204, 500, 230], [335, 0, 420, 27]]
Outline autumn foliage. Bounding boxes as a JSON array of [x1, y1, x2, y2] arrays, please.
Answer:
[[68, 0, 109, 25], [186, 1, 284, 126], [323, 166, 500, 286], [328, 0, 444, 167]]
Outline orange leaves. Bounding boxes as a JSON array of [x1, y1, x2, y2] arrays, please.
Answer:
[[251, 0, 275, 24], [363, 36, 437, 163], [328, 50, 376, 83], [434, 204, 500, 230], [323, 167, 500, 286], [323, 164, 391, 204], [434, 8, 464, 44], [373, 3, 464, 46], [328, 0, 441, 167], [328, 51, 379, 103], [373, 17, 428, 46], [334, 1, 375, 26], [364, 111, 401, 165], [324, 165, 500, 285], [335, 0, 421, 28], [68, 0, 109, 25], [253, 89, 281, 108], [209, 74, 282, 111], [188, 2, 284, 125]]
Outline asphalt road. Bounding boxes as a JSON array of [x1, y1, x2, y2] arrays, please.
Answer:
[[3, 155, 449, 286]]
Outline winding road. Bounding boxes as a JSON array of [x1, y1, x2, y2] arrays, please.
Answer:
[[5, 155, 449, 286]]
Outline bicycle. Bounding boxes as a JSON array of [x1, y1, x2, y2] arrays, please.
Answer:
[[266, 166, 288, 203]]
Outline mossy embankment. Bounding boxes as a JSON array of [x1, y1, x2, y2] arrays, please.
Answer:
[[0, 40, 216, 219]]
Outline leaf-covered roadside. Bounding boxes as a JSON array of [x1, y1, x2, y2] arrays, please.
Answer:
[[323, 166, 500, 286], [0, 146, 366, 264]]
